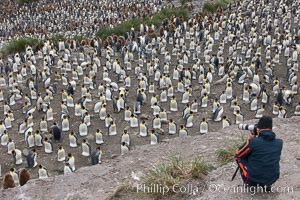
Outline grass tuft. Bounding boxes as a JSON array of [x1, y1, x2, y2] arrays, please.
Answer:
[[203, 0, 231, 13], [96, 8, 189, 40], [142, 155, 212, 197], [216, 139, 244, 165]]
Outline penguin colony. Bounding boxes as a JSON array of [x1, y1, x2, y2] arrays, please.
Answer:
[[1, 0, 300, 186], [0, 0, 164, 49]]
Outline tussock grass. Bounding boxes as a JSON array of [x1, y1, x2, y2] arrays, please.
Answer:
[[1, 37, 40, 54], [143, 155, 213, 197], [203, 0, 231, 13], [97, 8, 189, 40], [216, 139, 244, 165]]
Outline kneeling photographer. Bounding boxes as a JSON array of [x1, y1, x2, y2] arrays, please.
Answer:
[[234, 116, 283, 190]]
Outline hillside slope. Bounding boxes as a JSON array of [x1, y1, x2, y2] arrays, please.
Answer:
[[1, 117, 299, 200]]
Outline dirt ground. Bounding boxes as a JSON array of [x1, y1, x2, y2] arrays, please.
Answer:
[[0, 8, 299, 186]]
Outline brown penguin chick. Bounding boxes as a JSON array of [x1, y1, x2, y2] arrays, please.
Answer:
[[3, 173, 15, 189], [19, 168, 31, 186]]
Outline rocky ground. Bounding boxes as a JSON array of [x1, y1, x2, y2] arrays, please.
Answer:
[[0, 0, 300, 199], [1, 117, 299, 200]]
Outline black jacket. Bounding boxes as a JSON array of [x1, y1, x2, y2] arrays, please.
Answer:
[[235, 130, 283, 186]]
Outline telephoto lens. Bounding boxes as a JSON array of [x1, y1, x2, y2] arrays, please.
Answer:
[[238, 124, 255, 131], [238, 124, 258, 135]]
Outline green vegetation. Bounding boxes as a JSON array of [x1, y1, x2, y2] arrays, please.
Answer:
[[143, 155, 213, 197], [49, 34, 66, 43], [202, 0, 231, 13], [97, 8, 189, 40], [1, 37, 40, 54], [216, 138, 244, 165], [180, 0, 192, 6], [109, 155, 213, 199]]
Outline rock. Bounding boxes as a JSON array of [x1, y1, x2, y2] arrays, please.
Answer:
[[140, 114, 149, 120], [158, 128, 165, 134], [111, 154, 118, 159], [86, 134, 95, 141], [22, 148, 29, 157], [161, 120, 168, 124]]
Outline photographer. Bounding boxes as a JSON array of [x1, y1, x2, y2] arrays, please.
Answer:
[[235, 116, 283, 190]]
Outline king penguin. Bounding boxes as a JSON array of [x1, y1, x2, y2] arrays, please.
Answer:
[[12, 149, 23, 165], [139, 121, 148, 137], [38, 164, 48, 179], [27, 149, 38, 168], [185, 111, 194, 127], [91, 147, 102, 165], [179, 125, 188, 138], [57, 146, 66, 162], [294, 102, 300, 116], [67, 153, 76, 171], [26, 132, 35, 148], [213, 103, 223, 122], [43, 137, 53, 154], [69, 131, 78, 148], [130, 114, 139, 128], [62, 115, 70, 132], [79, 120, 88, 136], [9, 168, 19, 186], [1, 130, 9, 146], [273, 102, 279, 115], [150, 130, 159, 145], [250, 96, 258, 111], [235, 110, 244, 124], [121, 130, 130, 146], [81, 139, 91, 157], [7, 138, 15, 154], [222, 116, 231, 128], [64, 163, 73, 176], [219, 91, 227, 104], [255, 105, 265, 118], [200, 118, 208, 134], [278, 106, 287, 118], [153, 115, 161, 129], [95, 129, 104, 144], [170, 96, 178, 111], [121, 142, 130, 155], [168, 119, 177, 135], [108, 121, 117, 136]]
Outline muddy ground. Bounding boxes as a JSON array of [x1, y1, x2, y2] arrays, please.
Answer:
[[0, 6, 299, 186]]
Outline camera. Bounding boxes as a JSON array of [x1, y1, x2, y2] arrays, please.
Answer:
[[238, 124, 258, 135]]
